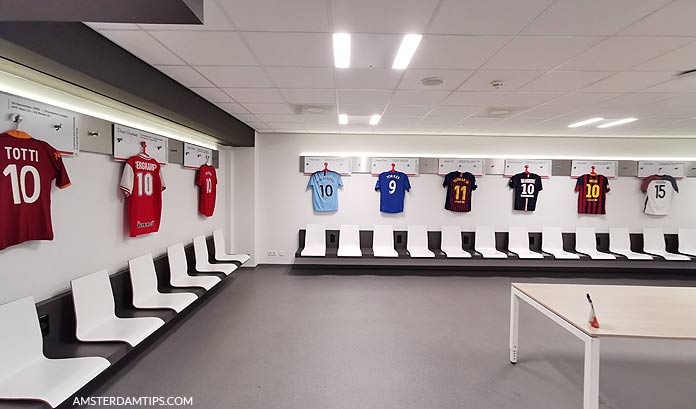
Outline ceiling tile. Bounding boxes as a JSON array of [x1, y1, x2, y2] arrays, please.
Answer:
[[427, 105, 481, 119], [631, 42, 696, 71], [196, 66, 273, 87], [242, 32, 332, 67], [441, 91, 507, 106], [240, 103, 294, 114], [155, 65, 214, 87], [232, 113, 261, 122], [334, 68, 401, 89], [410, 35, 511, 69], [641, 78, 696, 93], [560, 37, 695, 71], [138, 1, 234, 30], [300, 115, 339, 125], [484, 37, 601, 70], [255, 114, 303, 123], [190, 87, 235, 103], [99, 30, 184, 65], [398, 69, 474, 90], [621, 0, 696, 36], [280, 89, 336, 104], [222, 88, 285, 103], [453, 117, 504, 129], [522, 0, 671, 35], [215, 102, 249, 114], [331, 0, 439, 34], [337, 90, 393, 106], [267, 67, 335, 89], [389, 90, 450, 107], [582, 72, 674, 93], [598, 93, 673, 108], [338, 104, 386, 116], [270, 123, 307, 131], [493, 92, 562, 107], [427, 0, 555, 35], [377, 116, 421, 128], [150, 31, 256, 65], [351, 34, 403, 69], [384, 105, 431, 116], [458, 70, 544, 92], [519, 71, 614, 92], [218, 0, 329, 31], [521, 92, 618, 116]]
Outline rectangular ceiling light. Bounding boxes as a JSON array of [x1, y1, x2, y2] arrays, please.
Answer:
[[333, 33, 351, 68], [338, 114, 348, 125], [597, 118, 638, 128], [369, 114, 381, 125], [392, 34, 422, 69], [568, 117, 604, 128]]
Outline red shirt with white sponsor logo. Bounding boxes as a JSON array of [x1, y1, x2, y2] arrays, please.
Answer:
[[0, 131, 71, 251], [119, 154, 165, 237], [196, 164, 217, 217]]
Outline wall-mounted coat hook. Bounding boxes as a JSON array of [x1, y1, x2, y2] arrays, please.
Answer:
[[53, 124, 62, 131], [10, 114, 23, 129], [87, 131, 100, 137]]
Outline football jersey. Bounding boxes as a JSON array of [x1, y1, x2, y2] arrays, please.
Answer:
[[575, 174, 609, 214], [307, 170, 343, 212], [641, 175, 678, 216], [119, 154, 166, 237], [375, 171, 411, 213], [442, 171, 477, 212], [508, 172, 543, 211], [0, 130, 71, 251], [196, 164, 217, 217]]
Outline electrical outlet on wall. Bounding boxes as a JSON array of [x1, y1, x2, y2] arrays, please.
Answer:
[[267, 250, 277, 256]]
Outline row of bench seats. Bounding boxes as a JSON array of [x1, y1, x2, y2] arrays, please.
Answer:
[[299, 224, 696, 261], [0, 229, 249, 408]]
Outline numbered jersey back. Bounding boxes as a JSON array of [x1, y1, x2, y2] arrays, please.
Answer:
[[0, 131, 71, 250], [119, 154, 166, 237], [509, 172, 543, 212], [443, 171, 477, 212], [375, 171, 411, 214], [308, 170, 343, 212], [575, 173, 610, 214], [641, 175, 678, 216], [196, 164, 217, 217]]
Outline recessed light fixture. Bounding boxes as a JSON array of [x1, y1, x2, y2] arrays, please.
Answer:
[[338, 114, 348, 125], [597, 117, 638, 128], [305, 107, 324, 113], [333, 33, 351, 68], [392, 34, 422, 70], [568, 117, 604, 128], [369, 114, 381, 125], [489, 109, 511, 116]]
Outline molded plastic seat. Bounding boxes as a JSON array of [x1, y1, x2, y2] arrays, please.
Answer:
[[474, 226, 507, 258], [129, 254, 198, 313], [541, 227, 580, 259], [406, 225, 435, 258], [194, 235, 237, 275], [508, 227, 543, 259], [373, 225, 398, 257], [72, 270, 164, 347], [643, 228, 690, 260], [678, 228, 696, 257], [301, 224, 326, 257], [608, 228, 653, 260], [0, 297, 110, 408], [168, 243, 221, 290], [337, 225, 362, 257], [440, 226, 471, 258], [213, 229, 250, 264], [575, 227, 616, 260]]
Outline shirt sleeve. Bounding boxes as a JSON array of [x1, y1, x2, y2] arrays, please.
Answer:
[[46, 143, 71, 189], [536, 176, 543, 192], [307, 173, 315, 190], [337, 173, 343, 188], [443, 174, 449, 188], [508, 177, 514, 188], [604, 177, 610, 193], [374, 175, 381, 191], [404, 174, 411, 191], [640, 175, 656, 192], [195, 168, 202, 187], [669, 176, 679, 193], [471, 175, 477, 191], [119, 162, 134, 196], [159, 166, 166, 191], [574, 176, 583, 192]]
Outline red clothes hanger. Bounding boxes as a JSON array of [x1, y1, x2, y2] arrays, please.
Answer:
[[524, 165, 529, 175], [390, 163, 396, 172], [140, 141, 148, 156], [590, 166, 597, 176], [322, 162, 329, 175]]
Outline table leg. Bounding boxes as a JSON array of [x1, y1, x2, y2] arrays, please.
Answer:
[[510, 289, 519, 363], [583, 337, 600, 409]]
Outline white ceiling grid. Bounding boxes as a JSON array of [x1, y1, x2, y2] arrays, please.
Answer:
[[88, 0, 696, 137]]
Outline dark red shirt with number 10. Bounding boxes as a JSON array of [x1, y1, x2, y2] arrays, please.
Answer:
[[196, 164, 217, 217], [575, 174, 610, 214]]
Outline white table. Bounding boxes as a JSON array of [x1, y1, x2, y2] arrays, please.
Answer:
[[510, 283, 696, 409]]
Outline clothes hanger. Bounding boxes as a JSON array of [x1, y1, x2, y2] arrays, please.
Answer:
[[590, 166, 597, 176], [390, 163, 396, 173], [322, 162, 329, 175], [523, 165, 529, 175]]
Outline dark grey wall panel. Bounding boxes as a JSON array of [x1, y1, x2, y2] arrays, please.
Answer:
[[618, 161, 638, 177], [77, 115, 113, 154], [169, 140, 184, 165], [212, 150, 220, 169], [0, 23, 254, 147]]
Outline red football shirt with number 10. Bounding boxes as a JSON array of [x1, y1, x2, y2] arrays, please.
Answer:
[[196, 164, 217, 217], [119, 154, 165, 237]]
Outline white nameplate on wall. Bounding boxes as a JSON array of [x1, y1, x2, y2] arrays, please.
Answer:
[[371, 157, 419, 176], [303, 156, 352, 175], [113, 124, 168, 164], [437, 158, 485, 176], [504, 159, 552, 178], [571, 160, 618, 178], [183, 143, 213, 169], [1, 92, 78, 155], [638, 161, 686, 178]]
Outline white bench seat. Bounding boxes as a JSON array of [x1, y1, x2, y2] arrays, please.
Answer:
[[542, 227, 580, 259], [337, 225, 362, 257], [194, 235, 237, 275], [407, 225, 435, 258], [508, 227, 543, 259], [678, 228, 696, 257], [72, 270, 164, 347], [608, 228, 653, 260], [168, 243, 221, 290], [643, 228, 690, 261], [475, 226, 507, 258], [440, 226, 471, 258], [0, 297, 110, 408], [575, 227, 616, 260], [129, 254, 198, 313], [213, 229, 250, 264], [300, 224, 326, 257], [373, 225, 398, 257]]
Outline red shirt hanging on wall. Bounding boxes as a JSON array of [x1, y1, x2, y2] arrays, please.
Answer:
[[0, 130, 71, 250], [196, 164, 217, 217], [575, 173, 609, 214], [119, 154, 165, 237]]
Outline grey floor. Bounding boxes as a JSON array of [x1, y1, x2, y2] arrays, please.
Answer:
[[87, 266, 696, 409]]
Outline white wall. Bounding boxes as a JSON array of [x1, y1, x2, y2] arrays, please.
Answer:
[[0, 150, 228, 304], [254, 133, 696, 264], [226, 146, 256, 265]]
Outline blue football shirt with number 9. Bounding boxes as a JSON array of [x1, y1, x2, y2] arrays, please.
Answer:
[[375, 171, 411, 213], [308, 170, 342, 212]]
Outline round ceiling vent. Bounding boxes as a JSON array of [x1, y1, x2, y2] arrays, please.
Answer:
[[421, 77, 444, 86]]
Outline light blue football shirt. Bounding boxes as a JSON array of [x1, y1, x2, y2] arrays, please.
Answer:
[[308, 170, 343, 212]]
